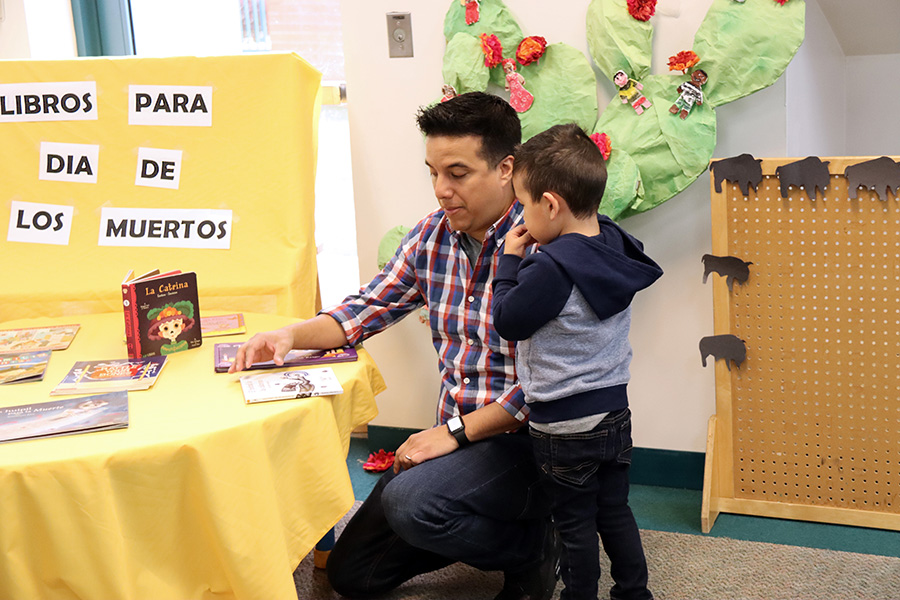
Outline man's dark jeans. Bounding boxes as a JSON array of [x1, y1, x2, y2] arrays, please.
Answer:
[[326, 430, 551, 598], [530, 408, 652, 600]]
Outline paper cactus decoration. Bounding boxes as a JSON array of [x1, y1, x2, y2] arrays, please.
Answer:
[[439, 0, 805, 222]]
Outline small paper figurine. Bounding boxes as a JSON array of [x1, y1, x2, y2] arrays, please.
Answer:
[[775, 156, 831, 200], [844, 156, 900, 200], [701, 254, 752, 291], [699, 334, 746, 371], [503, 59, 534, 113], [363, 449, 395, 472], [461, 0, 480, 25], [441, 84, 458, 103], [614, 70, 652, 115], [669, 69, 706, 120], [710, 153, 763, 196]]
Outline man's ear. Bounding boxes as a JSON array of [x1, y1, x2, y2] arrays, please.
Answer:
[[497, 154, 515, 185]]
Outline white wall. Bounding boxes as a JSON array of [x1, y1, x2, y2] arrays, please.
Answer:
[[337, 0, 797, 450], [0, 0, 76, 59], [130, 0, 243, 56], [786, 0, 846, 157], [845, 53, 900, 156]]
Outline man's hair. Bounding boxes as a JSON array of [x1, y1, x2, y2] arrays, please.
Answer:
[[416, 92, 521, 167], [513, 123, 607, 218]]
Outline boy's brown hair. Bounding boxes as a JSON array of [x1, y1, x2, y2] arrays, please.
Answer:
[[513, 123, 607, 218]]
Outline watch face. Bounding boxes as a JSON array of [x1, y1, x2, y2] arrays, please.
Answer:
[[448, 416, 463, 432]]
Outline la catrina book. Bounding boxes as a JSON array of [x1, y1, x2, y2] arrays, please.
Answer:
[[122, 269, 202, 359]]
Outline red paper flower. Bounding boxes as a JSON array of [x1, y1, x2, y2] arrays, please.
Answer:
[[590, 133, 612, 161], [627, 0, 657, 21], [363, 449, 395, 472], [516, 36, 548, 66], [667, 50, 700, 74], [480, 33, 504, 68], [773, 0, 789, 4]]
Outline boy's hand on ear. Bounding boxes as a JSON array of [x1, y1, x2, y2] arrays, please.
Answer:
[[504, 224, 535, 257]]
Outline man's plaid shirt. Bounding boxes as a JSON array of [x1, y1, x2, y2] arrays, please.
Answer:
[[322, 202, 527, 426]]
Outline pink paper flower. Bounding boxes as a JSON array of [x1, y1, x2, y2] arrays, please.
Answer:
[[590, 133, 612, 161], [480, 33, 504, 68], [627, 0, 657, 21], [363, 449, 395, 472], [516, 36, 547, 66]]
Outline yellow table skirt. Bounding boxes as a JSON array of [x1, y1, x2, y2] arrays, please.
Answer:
[[0, 312, 385, 600]]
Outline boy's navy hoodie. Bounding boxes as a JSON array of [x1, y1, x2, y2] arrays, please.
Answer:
[[491, 215, 663, 424]]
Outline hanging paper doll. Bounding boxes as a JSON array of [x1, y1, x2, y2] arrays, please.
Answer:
[[670, 69, 707, 119], [502, 59, 534, 113], [147, 301, 197, 355], [614, 70, 652, 115], [460, 0, 480, 25], [441, 84, 458, 103]]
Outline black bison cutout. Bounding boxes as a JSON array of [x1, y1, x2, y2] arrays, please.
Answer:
[[710, 153, 763, 196], [699, 335, 746, 371], [701, 254, 752, 291], [775, 156, 831, 200], [844, 156, 900, 200]]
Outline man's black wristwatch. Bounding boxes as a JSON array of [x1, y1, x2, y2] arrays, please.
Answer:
[[447, 415, 470, 448]]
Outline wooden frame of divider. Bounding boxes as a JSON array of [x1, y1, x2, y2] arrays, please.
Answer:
[[703, 156, 900, 533]]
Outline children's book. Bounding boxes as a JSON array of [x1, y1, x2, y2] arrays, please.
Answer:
[[0, 390, 129, 444], [214, 343, 358, 373], [0, 351, 52, 385], [51, 356, 167, 396], [121, 269, 202, 359], [238, 366, 344, 404], [0, 324, 80, 353], [200, 313, 247, 338]]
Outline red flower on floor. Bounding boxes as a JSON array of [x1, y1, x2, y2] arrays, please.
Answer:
[[668, 50, 700, 74], [480, 33, 504, 68], [516, 36, 547, 66], [363, 449, 395, 472], [627, 0, 657, 21], [590, 133, 612, 161]]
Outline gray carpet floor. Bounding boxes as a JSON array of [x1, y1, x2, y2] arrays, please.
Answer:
[[293, 503, 900, 600]]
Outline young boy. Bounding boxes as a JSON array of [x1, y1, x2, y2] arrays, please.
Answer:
[[492, 123, 663, 600]]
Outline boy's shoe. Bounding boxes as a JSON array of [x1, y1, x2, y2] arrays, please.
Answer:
[[494, 522, 561, 600]]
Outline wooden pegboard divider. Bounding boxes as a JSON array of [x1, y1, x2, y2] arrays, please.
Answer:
[[702, 156, 900, 533]]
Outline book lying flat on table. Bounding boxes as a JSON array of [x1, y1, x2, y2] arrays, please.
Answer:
[[239, 366, 344, 404], [0, 390, 129, 444], [51, 356, 167, 396], [0, 351, 52, 385], [0, 324, 80, 353], [121, 268, 202, 359], [214, 343, 357, 373], [200, 313, 247, 338]]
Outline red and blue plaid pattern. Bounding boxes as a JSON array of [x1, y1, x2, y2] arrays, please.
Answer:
[[323, 202, 527, 426]]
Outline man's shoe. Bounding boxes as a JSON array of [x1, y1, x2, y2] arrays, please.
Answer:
[[493, 522, 561, 600]]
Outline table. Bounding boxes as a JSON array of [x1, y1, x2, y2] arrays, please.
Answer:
[[0, 312, 385, 600]]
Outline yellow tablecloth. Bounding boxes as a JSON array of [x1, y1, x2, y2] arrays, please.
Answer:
[[0, 313, 384, 600]]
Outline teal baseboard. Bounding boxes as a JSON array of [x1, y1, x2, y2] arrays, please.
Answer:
[[367, 425, 705, 491]]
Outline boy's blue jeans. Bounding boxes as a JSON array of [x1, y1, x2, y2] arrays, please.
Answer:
[[529, 408, 653, 600], [327, 429, 552, 598]]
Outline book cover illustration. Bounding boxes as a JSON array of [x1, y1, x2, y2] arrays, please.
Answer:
[[0, 351, 52, 385], [201, 313, 246, 338], [0, 390, 128, 444], [239, 366, 344, 404], [51, 356, 167, 396], [0, 324, 80, 353], [122, 270, 202, 359], [214, 343, 358, 373]]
